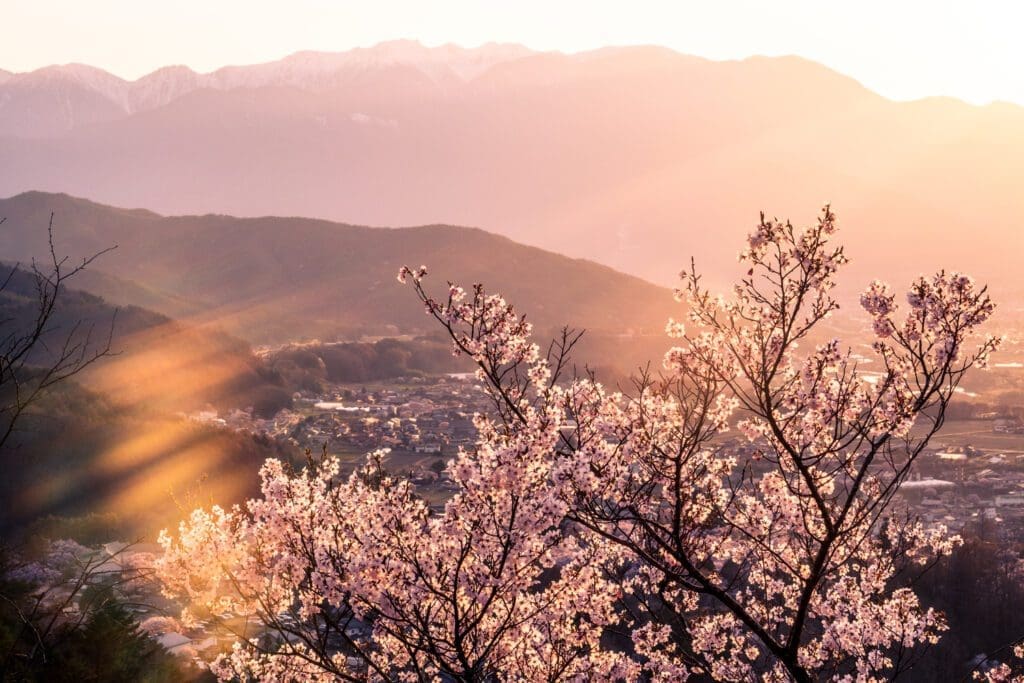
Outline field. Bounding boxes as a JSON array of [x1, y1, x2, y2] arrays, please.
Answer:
[[929, 419, 1024, 454]]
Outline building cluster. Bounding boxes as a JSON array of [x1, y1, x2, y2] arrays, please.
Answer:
[[190, 382, 1024, 547], [189, 374, 488, 479], [901, 444, 1024, 543], [994, 418, 1024, 435], [287, 378, 485, 455]]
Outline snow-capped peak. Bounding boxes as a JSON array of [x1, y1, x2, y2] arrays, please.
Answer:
[[0, 41, 538, 133]]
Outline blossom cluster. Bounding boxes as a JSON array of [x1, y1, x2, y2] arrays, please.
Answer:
[[974, 643, 1024, 683], [158, 207, 998, 682]]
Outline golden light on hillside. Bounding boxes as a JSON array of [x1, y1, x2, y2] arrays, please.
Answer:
[[98, 420, 257, 523], [5, 319, 281, 533], [85, 321, 259, 413], [15, 414, 268, 533]]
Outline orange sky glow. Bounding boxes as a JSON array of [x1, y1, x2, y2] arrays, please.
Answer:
[[2, 0, 1023, 106]]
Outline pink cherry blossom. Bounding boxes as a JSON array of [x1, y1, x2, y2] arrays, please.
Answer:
[[159, 207, 999, 682]]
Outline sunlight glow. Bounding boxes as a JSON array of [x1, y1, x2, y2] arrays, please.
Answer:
[[3, 1, 1024, 105]]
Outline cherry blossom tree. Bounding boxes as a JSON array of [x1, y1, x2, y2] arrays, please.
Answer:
[[158, 207, 999, 681], [974, 640, 1024, 682]]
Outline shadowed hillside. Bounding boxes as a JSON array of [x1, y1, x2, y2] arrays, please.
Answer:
[[0, 264, 289, 414], [0, 192, 678, 345], [0, 268, 299, 534], [0, 379, 297, 534]]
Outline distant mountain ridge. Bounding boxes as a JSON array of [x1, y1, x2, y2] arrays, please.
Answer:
[[0, 41, 537, 136], [1, 41, 1021, 299]]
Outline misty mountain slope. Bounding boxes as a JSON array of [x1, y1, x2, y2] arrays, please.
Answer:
[[1, 42, 1021, 297], [0, 192, 678, 344], [0, 262, 287, 414], [61, 266, 203, 319], [0, 382, 294, 534], [0, 266, 298, 531]]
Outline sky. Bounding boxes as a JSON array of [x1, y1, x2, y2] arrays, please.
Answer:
[[2, 0, 1023, 106]]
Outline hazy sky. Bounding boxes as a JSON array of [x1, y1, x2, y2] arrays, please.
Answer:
[[3, 0, 1023, 106]]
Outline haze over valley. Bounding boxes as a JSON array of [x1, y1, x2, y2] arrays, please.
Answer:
[[4, 37, 1024, 554], [1, 41, 1022, 296], [3, 13, 1024, 681]]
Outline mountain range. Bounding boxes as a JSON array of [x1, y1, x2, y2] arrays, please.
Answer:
[[0, 41, 535, 136], [0, 187, 681, 529], [1, 40, 1022, 298], [0, 191, 677, 346]]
